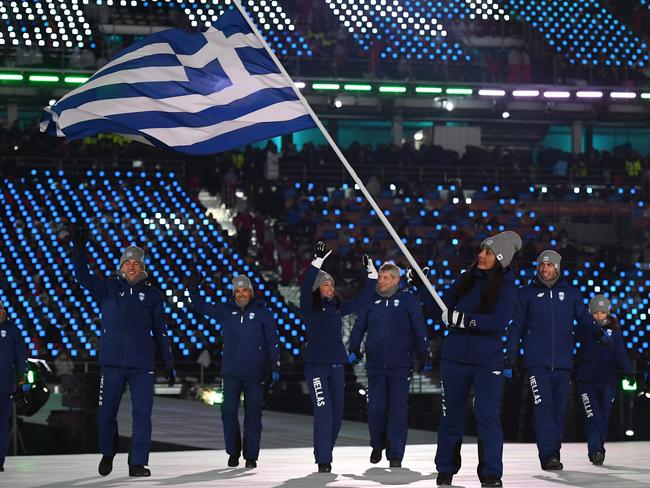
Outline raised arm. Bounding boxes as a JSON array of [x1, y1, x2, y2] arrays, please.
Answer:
[[71, 228, 108, 298], [188, 290, 227, 322], [300, 241, 332, 311], [340, 254, 378, 316]]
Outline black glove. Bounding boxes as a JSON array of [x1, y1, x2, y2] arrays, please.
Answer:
[[596, 327, 613, 345], [183, 273, 202, 290], [71, 226, 88, 251], [406, 266, 430, 290], [314, 241, 329, 259], [165, 366, 176, 387]]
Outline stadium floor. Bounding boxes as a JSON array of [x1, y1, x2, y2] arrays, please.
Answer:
[[3, 442, 649, 487]]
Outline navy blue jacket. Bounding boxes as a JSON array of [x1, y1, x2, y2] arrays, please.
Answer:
[[507, 277, 597, 371], [349, 288, 430, 369], [423, 267, 517, 368], [188, 291, 279, 378], [576, 320, 633, 384], [0, 319, 28, 394], [73, 253, 173, 370], [300, 265, 376, 365]]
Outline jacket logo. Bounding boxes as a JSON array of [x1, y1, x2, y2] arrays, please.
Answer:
[[139, 292, 145, 302], [537, 292, 545, 298], [492, 370, 501, 375], [232, 311, 238, 315], [374, 299, 382, 304], [249, 312, 255, 320], [558, 291, 565, 301], [393, 299, 400, 307], [0, 330, 6, 338], [120, 291, 125, 297]]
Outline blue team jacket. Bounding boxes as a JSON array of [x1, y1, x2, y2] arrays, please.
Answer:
[[576, 321, 633, 384], [73, 253, 173, 370], [0, 319, 28, 394], [188, 291, 279, 378], [507, 277, 596, 371], [300, 265, 376, 365], [421, 267, 517, 368], [349, 288, 431, 369]]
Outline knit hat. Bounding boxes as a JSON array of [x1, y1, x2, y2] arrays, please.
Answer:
[[232, 275, 253, 292], [119, 245, 146, 271], [312, 270, 335, 292], [589, 294, 611, 315], [480, 231, 522, 268], [537, 250, 562, 270]]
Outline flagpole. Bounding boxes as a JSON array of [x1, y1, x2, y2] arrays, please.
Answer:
[[231, 0, 447, 313]]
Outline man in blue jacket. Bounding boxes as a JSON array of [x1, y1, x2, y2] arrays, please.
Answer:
[[506, 250, 598, 471], [0, 301, 28, 472], [349, 262, 432, 468], [72, 231, 175, 477], [186, 274, 279, 469]]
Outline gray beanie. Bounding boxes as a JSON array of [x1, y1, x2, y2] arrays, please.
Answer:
[[119, 245, 146, 271], [480, 231, 522, 268], [589, 294, 611, 315], [312, 270, 335, 292], [537, 250, 562, 270], [232, 275, 253, 292]]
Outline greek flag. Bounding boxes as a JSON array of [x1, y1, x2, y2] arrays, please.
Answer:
[[40, 10, 315, 155]]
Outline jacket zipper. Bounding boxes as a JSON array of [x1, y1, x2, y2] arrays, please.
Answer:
[[550, 290, 555, 371], [125, 286, 132, 365], [384, 299, 389, 368], [238, 312, 244, 371]]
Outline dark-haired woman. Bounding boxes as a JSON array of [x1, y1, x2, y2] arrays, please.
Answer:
[[300, 241, 377, 473], [576, 295, 635, 466], [429, 231, 522, 488]]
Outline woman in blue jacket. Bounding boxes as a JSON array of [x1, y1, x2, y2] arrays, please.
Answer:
[[576, 294, 635, 466], [301, 241, 377, 473], [429, 231, 522, 488]]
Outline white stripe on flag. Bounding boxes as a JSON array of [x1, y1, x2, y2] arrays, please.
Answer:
[[58, 73, 290, 127], [142, 99, 308, 146]]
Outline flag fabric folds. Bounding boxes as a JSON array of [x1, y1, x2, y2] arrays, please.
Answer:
[[40, 9, 315, 155]]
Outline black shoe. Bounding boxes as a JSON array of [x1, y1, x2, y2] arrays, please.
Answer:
[[437, 472, 453, 485], [227, 454, 240, 467], [98, 456, 113, 476], [128, 465, 151, 477], [318, 463, 332, 473], [592, 451, 605, 466], [389, 459, 402, 468], [245, 459, 257, 469], [370, 448, 382, 464], [481, 475, 503, 487], [541, 457, 563, 470], [0, 465, 4, 472]]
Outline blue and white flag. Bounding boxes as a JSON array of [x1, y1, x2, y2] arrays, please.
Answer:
[[40, 10, 315, 155]]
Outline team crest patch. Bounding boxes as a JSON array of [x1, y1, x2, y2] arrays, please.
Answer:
[[1, 330, 6, 338], [139, 292, 145, 302], [249, 312, 256, 320], [393, 299, 400, 307], [558, 292, 565, 301]]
